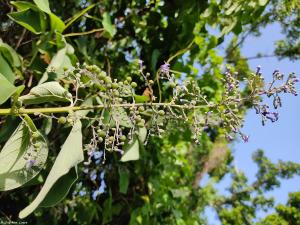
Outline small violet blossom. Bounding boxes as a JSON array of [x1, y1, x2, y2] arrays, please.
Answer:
[[26, 160, 37, 170], [138, 60, 143, 69], [242, 135, 250, 143], [226, 134, 234, 141], [116, 149, 124, 154], [160, 62, 170, 73]]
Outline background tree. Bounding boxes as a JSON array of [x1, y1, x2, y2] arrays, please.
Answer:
[[0, 0, 299, 224]]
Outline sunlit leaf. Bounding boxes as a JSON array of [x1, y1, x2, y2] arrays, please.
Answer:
[[102, 12, 114, 37], [19, 119, 83, 218], [0, 115, 48, 191], [18, 82, 72, 105]]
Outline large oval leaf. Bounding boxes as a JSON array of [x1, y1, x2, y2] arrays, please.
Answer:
[[0, 115, 48, 191], [18, 81, 72, 105], [8, 8, 44, 34], [0, 74, 25, 105], [19, 119, 83, 218]]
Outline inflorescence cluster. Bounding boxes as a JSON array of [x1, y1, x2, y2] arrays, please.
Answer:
[[17, 61, 298, 166]]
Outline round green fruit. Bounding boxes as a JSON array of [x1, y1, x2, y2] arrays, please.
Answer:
[[59, 117, 67, 124], [32, 132, 39, 139], [112, 83, 119, 89], [138, 106, 145, 112], [131, 82, 137, 88], [18, 108, 25, 114], [158, 110, 165, 116], [34, 143, 40, 148]]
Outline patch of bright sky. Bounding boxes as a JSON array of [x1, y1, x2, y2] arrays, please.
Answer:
[[200, 21, 300, 225]]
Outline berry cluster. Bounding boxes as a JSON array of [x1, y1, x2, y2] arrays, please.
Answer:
[[16, 61, 298, 166]]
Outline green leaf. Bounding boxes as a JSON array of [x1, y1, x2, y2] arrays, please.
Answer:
[[8, 8, 44, 34], [219, 18, 238, 37], [258, 0, 269, 6], [18, 81, 73, 105], [119, 169, 130, 194], [120, 135, 139, 162], [0, 51, 16, 83], [134, 95, 149, 103], [33, 0, 65, 32], [38, 33, 67, 84], [0, 76, 24, 105], [19, 119, 83, 218], [138, 127, 147, 143], [42, 118, 52, 135], [0, 115, 48, 191], [39, 167, 78, 207], [11, 1, 47, 32], [64, 3, 99, 30], [102, 12, 114, 37], [207, 35, 218, 50], [0, 40, 23, 78], [171, 189, 190, 198], [151, 49, 161, 76], [76, 94, 94, 116], [0, 116, 21, 143]]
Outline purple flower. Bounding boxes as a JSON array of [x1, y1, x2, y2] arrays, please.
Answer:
[[256, 65, 261, 74], [128, 135, 132, 140], [138, 60, 143, 69], [207, 111, 212, 115], [292, 78, 299, 82], [292, 71, 296, 74], [88, 148, 94, 156], [143, 141, 148, 146], [234, 71, 238, 78], [205, 119, 208, 125], [181, 84, 188, 91], [119, 130, 122, 137], [197, 141, 200, 146], [26, 160, 37, 170], [180, 129, 185, 132], [227, 84, 235, 91], [227, 66, 231, 72], [232, 127, 238, 133], [201, 126, 208, 131], [274, 69, 279, 74], [271, 111, 279, 121], [235, 99, 241, 102], [180, 99, 187, 102], [280, 84, 288, 91], [127, 120, 131, 124], [160, 62, 170, 73], [116, 149, 124, 154], [294, 91, 298, 96], [262, 110, 271, 116], [266, 116, 275, 123], [155, 114, 159, 119], [242, 135, 250, 143], [226, 134, 234, 141], [255, 108, 259, 114]]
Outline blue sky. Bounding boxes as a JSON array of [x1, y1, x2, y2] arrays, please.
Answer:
[[201, 21, 300, 224]]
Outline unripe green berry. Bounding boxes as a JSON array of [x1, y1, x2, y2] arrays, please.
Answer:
[[120, 136, 126, 141], [127, 77, 132, 82], [98, 130, 105, 137], [118, 82, 123, 86], [76, 73, 81, 78], [95, 68, 101, 73], [34, 143, 40, 148], [158, 110, 165, 116], [170, 83, 176, 88], [112, 83, 118, 89], [138, 123, 144, 128], [98, 137, 103, 143], [149, 80, 154, 84], [104, 77, 112, 84], [92, 65, 97, 71], [32, 132, 39, 139], [59, 117, 67, 124], [18, 108, 25, 114], [98, 71, 107, 80], [138, 106, 145, 112], [15, 101, 22, 108], [131, 82, 137, 88], [113, 90, 119, 97], [63, 66, 68, 71], [124, 81, 129, 85], [107, 84, 112, 88]]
